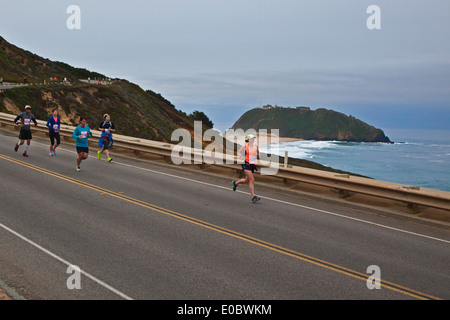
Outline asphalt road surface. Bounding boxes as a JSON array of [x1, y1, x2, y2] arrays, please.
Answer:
[[0, 129, 449, 300]]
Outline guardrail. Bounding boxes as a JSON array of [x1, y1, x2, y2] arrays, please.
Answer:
[[0, 82, 72, 92], [1, 112, 449, 213], [0, 83, 28, 92]]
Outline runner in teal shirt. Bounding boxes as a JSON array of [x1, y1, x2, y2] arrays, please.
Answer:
[[72, 117, 92, 171]]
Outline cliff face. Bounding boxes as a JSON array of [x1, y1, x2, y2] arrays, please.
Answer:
[[0, 35, 202, 143], [232, 107, 392, 143], [0, 81, 196, 142]]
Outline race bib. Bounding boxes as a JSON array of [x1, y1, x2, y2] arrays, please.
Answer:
[[81, 131, 88, 138], [53, 124, 59, 131], [249, 155, 257, 164], [104, 128, 110, 133], [24, 119, 30, 126]]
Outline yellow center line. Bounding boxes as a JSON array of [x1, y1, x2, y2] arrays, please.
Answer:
[[0, 153, 442, 300]]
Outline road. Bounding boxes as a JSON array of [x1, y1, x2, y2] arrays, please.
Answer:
[[0, 129, 449, 300], [0, 83, 29, 91], [0, 80, 88, 91]]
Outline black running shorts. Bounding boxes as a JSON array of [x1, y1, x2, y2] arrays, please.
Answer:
[[19, 129, 32, 140], [76, 147, 89, 154], [242, 163, 257, 173]]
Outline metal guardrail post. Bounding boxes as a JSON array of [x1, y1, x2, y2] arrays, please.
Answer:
[[284, 151, 288, 168]]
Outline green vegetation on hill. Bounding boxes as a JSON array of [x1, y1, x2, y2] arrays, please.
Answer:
[[52, 61, 106, 81], [0, 36, 104, 83], [0, 81, 197, 142], [188, 110, 214, 129], [232, 106, 391, 143]]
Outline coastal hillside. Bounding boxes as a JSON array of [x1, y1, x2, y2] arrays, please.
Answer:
[[0, 35, 205, 143], [0, 35, 370, 177], [232, 106, 392, 143], [0, 36, 104, 84], [0, 81, 197, 142]]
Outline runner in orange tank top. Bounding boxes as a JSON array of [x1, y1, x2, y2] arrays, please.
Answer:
[[232, 134, 261, 203]]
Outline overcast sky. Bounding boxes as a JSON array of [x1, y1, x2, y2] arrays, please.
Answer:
[[1, 0, 449, 132]]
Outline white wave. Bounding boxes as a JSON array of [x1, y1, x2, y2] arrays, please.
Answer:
[[429, 144, 450, 148], [394, 142, 423, 146], [260, 146, 312, 159], [429, 160, 445, 164], [261, 140, 342, 160], [278, 140, 341, 152]]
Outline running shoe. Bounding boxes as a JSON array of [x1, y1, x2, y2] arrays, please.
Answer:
[[23, 151, 28, 157], [107, 157, 113, 162], [49, 152, 54, 156], [76, 166, 81, 172], [251, 196, 261, 203], [14, 144, 19, 152], [232, 180, 237, 191], [97, 151, 102, 159]]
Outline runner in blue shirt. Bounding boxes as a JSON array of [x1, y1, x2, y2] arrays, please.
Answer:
[[46, 109, 61, 156]]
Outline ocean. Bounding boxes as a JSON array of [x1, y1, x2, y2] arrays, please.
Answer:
[[259, 129, 450, 192]]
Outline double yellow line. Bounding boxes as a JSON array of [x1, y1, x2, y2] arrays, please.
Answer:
[[0, 153, 442, 300]]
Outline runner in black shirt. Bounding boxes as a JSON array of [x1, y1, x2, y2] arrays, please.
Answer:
[[14, 105, 38, 157], [97, 114, 115, 162]]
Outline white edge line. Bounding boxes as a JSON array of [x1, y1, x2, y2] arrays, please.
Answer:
[[0, 222, 134, 300], [113, 160, 450, 245]]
